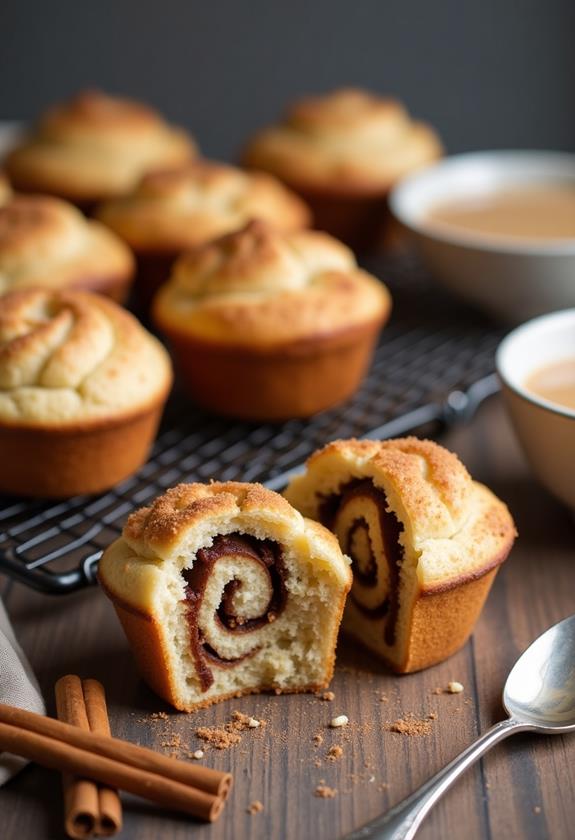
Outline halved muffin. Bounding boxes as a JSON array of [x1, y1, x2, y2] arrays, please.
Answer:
[[0, 288, 173, 497], [284, 438, 516, 672], [95, 160, 311, 308], [5, 90, 196, 209], [243, 87, 442, 250], [153, 220, 391, 420], [0, 194, 134, 303], [99, 481, 352, 711]]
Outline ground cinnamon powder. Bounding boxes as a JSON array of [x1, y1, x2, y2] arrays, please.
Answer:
[[386, 713, 434, 736], [195, 710, 267, 750]]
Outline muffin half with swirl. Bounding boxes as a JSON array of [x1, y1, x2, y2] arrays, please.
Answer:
[[98, 481, 352, 711], [0, 194, 134, 302], [153, 220, 391, 420], [284, 438, 516, 672], [5, 90, 196, 210], [95, 160, 311, 310], [0, 288, 172, 497], [243, 87, 442, 250]]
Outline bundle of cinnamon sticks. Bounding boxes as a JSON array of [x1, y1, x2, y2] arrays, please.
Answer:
[[0, 676, 231, 838]]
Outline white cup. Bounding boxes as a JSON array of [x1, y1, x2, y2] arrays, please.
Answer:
[[390, 151, 575, 323], [496, 309, 575, 509]]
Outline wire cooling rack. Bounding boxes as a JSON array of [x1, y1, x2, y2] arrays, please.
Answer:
[[0, 254, 505, 594]]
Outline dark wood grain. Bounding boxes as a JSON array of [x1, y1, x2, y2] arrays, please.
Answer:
[[1, 397, 574, 840]]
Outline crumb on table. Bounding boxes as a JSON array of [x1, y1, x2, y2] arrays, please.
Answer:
[[386, 713, 434, 736], [314, 784, 337, 799]]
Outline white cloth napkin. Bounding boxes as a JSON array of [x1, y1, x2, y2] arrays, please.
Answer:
[[0, 597, 45, 784]]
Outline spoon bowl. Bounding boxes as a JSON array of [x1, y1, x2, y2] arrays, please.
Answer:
[[504, 613, 575, 730]]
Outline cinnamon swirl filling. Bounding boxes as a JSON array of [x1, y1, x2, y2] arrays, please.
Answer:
[[319, 479, 404, 645], [182, 534, 287, 691]]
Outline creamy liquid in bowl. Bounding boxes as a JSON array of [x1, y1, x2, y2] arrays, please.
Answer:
[[426, 185, 575, 240], [525, 358, 575, 410]]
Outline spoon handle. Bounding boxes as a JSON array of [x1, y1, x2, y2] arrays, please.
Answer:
[[346, 717, 528, 840]]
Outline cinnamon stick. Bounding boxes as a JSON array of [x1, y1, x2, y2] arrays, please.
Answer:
[[55, 675, 100, 839], [0, 704, 231, 822], [82, 680, 122, 838]]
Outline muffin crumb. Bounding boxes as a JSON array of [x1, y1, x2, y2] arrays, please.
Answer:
[[313, 733, 324, 746], [322, 691, 335, 701], [327, 745, 344, 761], [314, 784, 337, 799], [447, 681, 464, 694], [247, 800, 264, 815], [330, 714, 349, 728], [191, 749, 204, 759]]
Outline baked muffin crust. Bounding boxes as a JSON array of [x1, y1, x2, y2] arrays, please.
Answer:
[[153, 219, 391, 347], [5, 90, 196, 203], [0, 195, 134, 298], [96, 160, 311, 252], [243, 88, 442, 194], [0, 288, 172, 426]]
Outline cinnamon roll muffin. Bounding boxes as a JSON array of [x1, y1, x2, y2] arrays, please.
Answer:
[[0, 194, 134, 302], [153, 220, 391, 420], [95, 160, 311, 309], [5, 90, 196, 209], [0, 288, 173, 497], [285, 438, 516, 672], [243, 88, 442, 250], [98, 481, 352, 711]]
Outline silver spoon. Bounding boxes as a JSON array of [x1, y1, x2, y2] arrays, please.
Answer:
[[346, 613, 575, 840]]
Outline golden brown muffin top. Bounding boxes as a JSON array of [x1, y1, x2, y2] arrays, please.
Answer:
[[153, 220, 391, 347], [0, 288, 172, 426], [0, 195, 134, 294], [95, 160, 311, 252], [125, 481, 300, 554], [99, 480, 352, 609], [284, 437, 516, 591], [243, 87, 442, 193], [5, 90, 196, 202]]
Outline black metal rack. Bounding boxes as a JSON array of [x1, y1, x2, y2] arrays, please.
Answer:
[[0, 255, 505, 594]]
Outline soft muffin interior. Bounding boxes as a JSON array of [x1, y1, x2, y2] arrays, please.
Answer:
[[145, 522, 347, 707]]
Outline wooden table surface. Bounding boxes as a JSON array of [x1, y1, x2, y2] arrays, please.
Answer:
[[1, 396, 574, 840]]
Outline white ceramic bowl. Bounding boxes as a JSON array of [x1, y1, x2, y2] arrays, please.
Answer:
[[390, 151, 575, 322], [497, 309, 575, 510]]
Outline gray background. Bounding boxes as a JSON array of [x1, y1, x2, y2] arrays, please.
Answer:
[[1, 0, 573, 161]]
